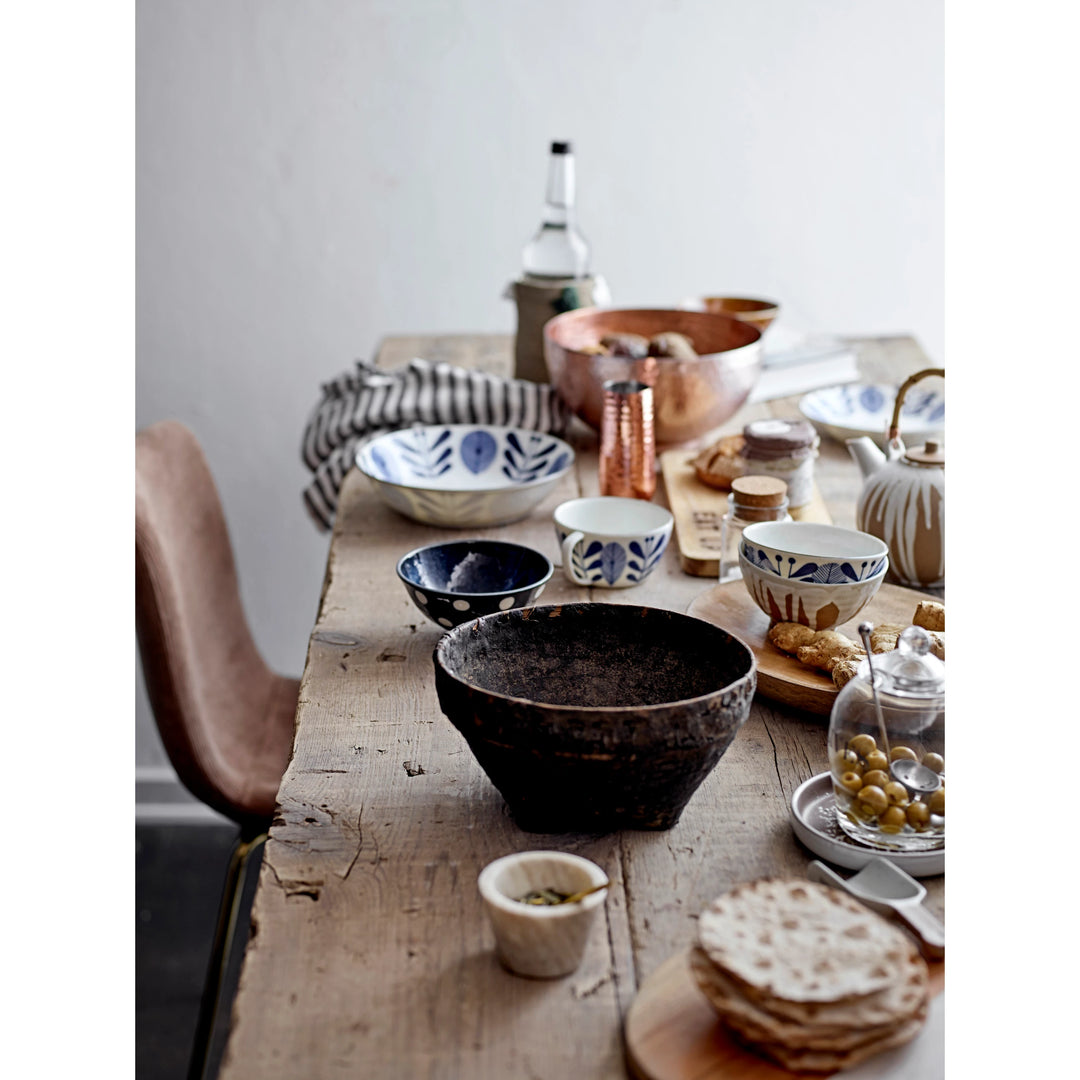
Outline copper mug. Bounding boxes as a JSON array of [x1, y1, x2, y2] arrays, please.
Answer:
[[598, 379, 656, 500]]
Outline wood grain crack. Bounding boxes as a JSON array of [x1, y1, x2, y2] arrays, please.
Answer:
[[761, 714, 783, 793], [339, 808, 364, 882]]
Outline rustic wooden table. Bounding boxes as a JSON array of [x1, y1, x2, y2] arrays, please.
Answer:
[[218, 333, 943, 1080]]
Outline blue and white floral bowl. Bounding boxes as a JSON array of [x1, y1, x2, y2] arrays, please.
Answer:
[[799, 381, 945, 446], [356, 425, 575, 527], [396, 539, 554, 630], [739, 522, 889, 583], [738, 522, 889, 631], [553, 497, 673, 589]]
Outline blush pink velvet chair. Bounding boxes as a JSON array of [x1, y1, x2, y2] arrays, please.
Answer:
[[136, 419, 299, 1080]]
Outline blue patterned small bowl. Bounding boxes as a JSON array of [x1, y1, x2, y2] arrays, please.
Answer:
[[397, 539, 554, 630], [740, 522, 889, 583], [738, 522, 889, 630], [357, 425, 575, 527]]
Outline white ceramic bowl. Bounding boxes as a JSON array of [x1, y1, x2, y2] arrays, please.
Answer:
[[740, 521, 889, 584], [799, 381, 945, 445], [356, 424, 575, 527], [739, 549, 886, 631], [477, 851, 608, 979], [553, 496, 674, 588]]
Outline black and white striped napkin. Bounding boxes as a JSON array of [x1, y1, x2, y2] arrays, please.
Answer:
[[301, 357, 571, 530]]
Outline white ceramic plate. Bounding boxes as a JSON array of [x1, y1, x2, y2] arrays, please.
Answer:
[[799, 382, 945, 445], [790, 773, 944, 878]]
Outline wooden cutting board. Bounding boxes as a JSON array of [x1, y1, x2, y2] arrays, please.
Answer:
[[660, 450, 832, 577], [687, 580, 933, 716], [625, 949, 945, 1080]]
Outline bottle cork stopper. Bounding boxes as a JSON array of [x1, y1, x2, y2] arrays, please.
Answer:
[[731, 474, 789, 508]]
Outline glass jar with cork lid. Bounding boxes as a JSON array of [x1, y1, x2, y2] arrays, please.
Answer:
[[718, 475, 791, 583]]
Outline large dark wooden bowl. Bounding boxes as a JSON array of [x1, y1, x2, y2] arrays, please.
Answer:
[[433, 603, 756, 832], [543, 308, 762, 445]]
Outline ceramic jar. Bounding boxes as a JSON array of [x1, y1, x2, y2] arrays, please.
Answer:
[[848, 368, 946, 589], [854, 440, 944, 589], [741, 418, 819, 508]]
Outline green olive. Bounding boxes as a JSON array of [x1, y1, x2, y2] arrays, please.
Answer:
[[879, 806, 907, 832], [849, 734, 877, 757], [923, 752, 945, 774], [890, 745, 918, 762], [855, 768, 889, 794], [864, 750, 889, 773], [906, 801, 931, 829], [928, 787, 945, 816], [884, 781, 910, 807], [861, 769, 891, 790], [838, 771, 864, 795], [857, 785, 888, 816], [835, 749, 863, 775]]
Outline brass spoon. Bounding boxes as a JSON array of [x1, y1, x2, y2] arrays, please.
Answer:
[[559, 881, 610, 905]]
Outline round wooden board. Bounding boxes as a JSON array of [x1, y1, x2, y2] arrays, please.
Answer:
[[624, 949, 945, 1080], [687, 581, 935, 716]]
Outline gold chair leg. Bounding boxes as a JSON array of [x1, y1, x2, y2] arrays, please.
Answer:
[[187, 828, 267, 1080]]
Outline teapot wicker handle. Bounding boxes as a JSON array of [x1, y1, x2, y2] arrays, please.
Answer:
[[889, 368, 945, 443]]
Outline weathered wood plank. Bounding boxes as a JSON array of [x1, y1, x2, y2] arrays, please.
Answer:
[[220, 332, 942, 1080]]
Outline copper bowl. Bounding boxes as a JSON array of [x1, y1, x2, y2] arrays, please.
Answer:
[[543, 308, 762, 445], [684, 296, 781, 333]]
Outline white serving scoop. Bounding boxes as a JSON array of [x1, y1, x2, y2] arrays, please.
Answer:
[[808, 857, 945, 959]]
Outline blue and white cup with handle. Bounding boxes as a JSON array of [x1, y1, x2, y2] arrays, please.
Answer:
[[553, 497, 674, 588]]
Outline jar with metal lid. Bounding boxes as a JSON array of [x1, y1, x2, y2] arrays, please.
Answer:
[[827, 625, 944, 852], [741, 418, 819, 509], [718, 475, 791, 583]]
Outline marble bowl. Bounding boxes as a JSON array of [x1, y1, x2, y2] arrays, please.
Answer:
[[477, 851, 608, 979], [542, 308, 762, 445], [356, 424, 575, 528], [396, 539, 554, 630], [433, 603, 756, 832]]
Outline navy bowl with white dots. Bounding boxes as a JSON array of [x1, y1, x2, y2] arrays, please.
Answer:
[[396, 540, 555, 630]]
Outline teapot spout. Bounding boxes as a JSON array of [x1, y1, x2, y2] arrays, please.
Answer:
[[846, 436, 887, 479]]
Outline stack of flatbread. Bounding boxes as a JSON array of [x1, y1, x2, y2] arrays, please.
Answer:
[[690, 879, 929, 1073]]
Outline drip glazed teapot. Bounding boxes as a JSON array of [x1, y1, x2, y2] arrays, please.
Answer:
[[847, 368, 944, 589]]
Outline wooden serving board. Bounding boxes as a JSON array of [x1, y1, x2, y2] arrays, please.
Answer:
[[687, 581, 932, 716], [660, 450, 832, 577], [625, 949, 945, 1080]]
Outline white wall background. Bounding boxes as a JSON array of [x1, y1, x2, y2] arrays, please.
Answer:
[[136, 0, 943, 790]]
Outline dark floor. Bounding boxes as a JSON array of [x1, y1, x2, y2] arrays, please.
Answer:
[[136, 824, 263, 1080]]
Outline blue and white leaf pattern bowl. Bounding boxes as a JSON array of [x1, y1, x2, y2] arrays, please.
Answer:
[[559, 530, 671, 587], [799, 381, 945, 445], [739, 539, 888, 582], [553, 496, 674, 589], [737, 521, 890, 630], [357, 425, 575, 527]]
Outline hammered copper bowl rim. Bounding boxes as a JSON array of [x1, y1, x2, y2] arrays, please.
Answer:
[[542, 307, 762, 357]]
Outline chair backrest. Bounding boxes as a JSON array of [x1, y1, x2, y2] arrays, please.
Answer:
[[136, 420, 276, 826]]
